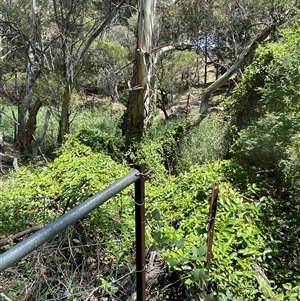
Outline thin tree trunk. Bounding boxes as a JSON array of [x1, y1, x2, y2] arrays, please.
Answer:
[[204, 33, 208, 84], [33, 109, 51, 156]]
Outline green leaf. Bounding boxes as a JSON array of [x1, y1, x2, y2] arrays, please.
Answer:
[[174, 238, 185, 248], [153, 231, 161, 241], [197, 256, 206, 263], [74, 247, 82, 254], [178, 256, 189, 265], [200, 273, 210, 281], [184, 278, 193, 286], [151, 209, 161, 221], [167, 257, 179, 267], [190, 268, 209, 282], [282, 283, 292, 290], [191, 246, 199, 257], [198, 245, 207, 256], [181, 265, 192, 271]]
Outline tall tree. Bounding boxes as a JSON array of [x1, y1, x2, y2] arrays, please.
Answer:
[[16, 0, 42, 153], [55, 0, 127, 145], [122, 0, 156, 141], [0, 0, 54, 154]]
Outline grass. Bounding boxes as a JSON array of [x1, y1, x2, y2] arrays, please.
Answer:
[[0, 98, 125, 158], [0, 86, 228, 171], [177, 113, 229, 171]]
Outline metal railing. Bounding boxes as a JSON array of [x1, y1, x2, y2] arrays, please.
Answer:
[[0, 166, 150, 301]]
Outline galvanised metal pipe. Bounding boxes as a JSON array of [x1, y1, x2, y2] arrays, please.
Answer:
[[0, 169, 141, 273]]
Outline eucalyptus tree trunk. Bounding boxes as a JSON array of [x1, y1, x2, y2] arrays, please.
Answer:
[[122, 0, 156, 142], [17, 0, 41, 153]]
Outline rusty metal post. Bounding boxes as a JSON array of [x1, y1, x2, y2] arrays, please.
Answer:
[[135, 165, 146, 301], [203, 183, 218, 293]]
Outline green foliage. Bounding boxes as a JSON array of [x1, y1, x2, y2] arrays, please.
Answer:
[[227, 22, 300, 181], [105, 24, 135, 50], [0, 105, 17, 143], [2, 9, 300, 300], [81, 39, 132, 96], [179, 114, 229, 171], [231, 113, 300, 175], [146, 161, 270, 299], [0, 137, 130, 237], [124, 118, 184, 176], [227, 20, 300, 135], [227, 19, 300, 188], [157, 50, 199, 94], [225, 19, 300, 296], [1, 133, 298, 299], [75, 127, 125, 162], [35, 73, 65, 107], [225, 45, 275, 134], [0, 135, 138, 299], [136, 115, 228, 175]]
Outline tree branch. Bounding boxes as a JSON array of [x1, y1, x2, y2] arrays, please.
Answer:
[[153, 42, 194, 63], [187, 24, 274, 130], [0, 225, 45, 247], [75, 0, 127, 72]]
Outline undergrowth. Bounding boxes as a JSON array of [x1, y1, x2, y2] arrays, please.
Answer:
[[1, 134, 299, 300]]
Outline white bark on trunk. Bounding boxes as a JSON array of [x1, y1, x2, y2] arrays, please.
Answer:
[[122, 0, 157, 140], [137, 0, 156, 123]]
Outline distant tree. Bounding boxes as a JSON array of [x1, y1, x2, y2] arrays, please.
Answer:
[[53, 0, 127, 145], [0, 0, 48, 153], [155, 50, 199, 118], [16, 0, 42, 153], [190, 0, 299, 129], [81, 39, 131, 101]]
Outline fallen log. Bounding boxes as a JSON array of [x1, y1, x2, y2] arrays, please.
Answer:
[[0, 152, 19, 171]]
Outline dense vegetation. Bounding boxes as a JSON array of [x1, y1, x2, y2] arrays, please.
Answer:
[[1, 1, 300, 300]]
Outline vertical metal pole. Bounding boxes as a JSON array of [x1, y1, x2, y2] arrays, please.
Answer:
[[203, 183, 218, 293], [135, 165, 146, 301]]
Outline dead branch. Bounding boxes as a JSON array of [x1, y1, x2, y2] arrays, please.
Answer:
[[0, 225, 45, 247]]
